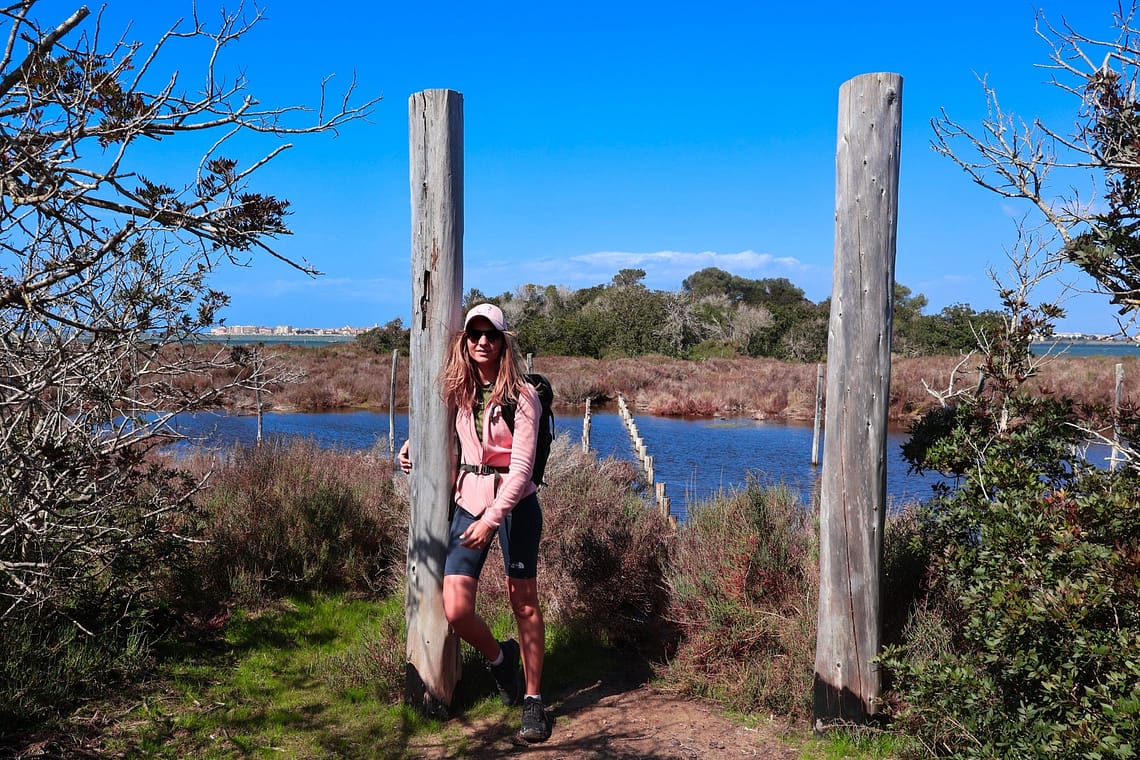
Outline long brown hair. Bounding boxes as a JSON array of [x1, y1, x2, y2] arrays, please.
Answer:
[[440, 328, 527, 410]]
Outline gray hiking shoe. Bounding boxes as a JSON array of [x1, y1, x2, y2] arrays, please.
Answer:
[[488, 639, 522, 706], [519, 696, 552, 743]]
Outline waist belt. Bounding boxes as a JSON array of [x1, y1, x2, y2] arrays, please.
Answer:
[[458, 463, 510, 476]]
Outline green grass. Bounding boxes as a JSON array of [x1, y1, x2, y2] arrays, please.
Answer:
[[97, 593, 646, 759], [794, 728, 917, 759], [94, 592, 686, 759], [16, 592, 919, 759], [105, 594, 447, 759]]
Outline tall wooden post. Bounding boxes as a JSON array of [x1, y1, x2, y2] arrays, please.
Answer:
[[814, 72, 902, 728], [406, 88, 464, 715]]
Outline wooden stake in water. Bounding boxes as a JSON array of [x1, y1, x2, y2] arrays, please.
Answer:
[[582, 398, 592, 452], [1112, 362, 1124, 470], [389, 349, 399, 458], [812, 362, 823, 467]]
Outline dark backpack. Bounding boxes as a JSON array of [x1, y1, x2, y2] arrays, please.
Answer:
[[501, 373, 555, 486]]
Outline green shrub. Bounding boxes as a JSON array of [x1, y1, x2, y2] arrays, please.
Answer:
[[687, 339, 742, 360], [355, 318, 410, 355], [661, 479, 818, 718], [0, 442, 201, 732], [0, 614, 152, 732], [882, 393, 1140, 758]]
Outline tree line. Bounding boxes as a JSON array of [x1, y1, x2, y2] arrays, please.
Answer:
[[358, 267, 1005, 360]]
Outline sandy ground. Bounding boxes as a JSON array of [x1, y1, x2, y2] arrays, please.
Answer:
[[410, 672, 802, 760]]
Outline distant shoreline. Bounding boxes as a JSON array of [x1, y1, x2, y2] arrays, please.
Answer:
[[1031, 339, 1140, 357], [191, 333, 1140, 355], [193, 334, 356, 346]]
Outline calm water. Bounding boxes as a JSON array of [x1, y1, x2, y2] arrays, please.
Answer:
[[168, 408, 956, 519], [1032, 340, 1140, 357]]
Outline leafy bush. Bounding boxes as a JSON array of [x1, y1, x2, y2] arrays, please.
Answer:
[[661, 479, 818, 717], [355, 318, 410, 356], [882, 390, 1140, 758], [688, 339, 742, 360], [0, 445, 200, 731], [0, 615, 152, 731]]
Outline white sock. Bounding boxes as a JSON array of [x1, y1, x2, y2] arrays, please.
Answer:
[[490, 649, 504, 667], [525, 694, 542, 703]]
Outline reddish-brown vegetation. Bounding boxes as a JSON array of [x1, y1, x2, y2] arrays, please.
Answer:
[[193, 343, 1140, 424]]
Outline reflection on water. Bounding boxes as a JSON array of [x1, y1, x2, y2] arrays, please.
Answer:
[[168, 408, 961, 520]]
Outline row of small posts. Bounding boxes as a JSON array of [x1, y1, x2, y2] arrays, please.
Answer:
[[615, 395, 673, 521]]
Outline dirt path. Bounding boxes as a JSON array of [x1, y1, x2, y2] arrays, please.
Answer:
[[411, 672, 802, 759]]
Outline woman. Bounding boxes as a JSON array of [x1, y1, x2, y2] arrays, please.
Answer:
[[398, 303, 552, 743]]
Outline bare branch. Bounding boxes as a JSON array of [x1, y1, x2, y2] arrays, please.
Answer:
[[0, 0, 376, 629]]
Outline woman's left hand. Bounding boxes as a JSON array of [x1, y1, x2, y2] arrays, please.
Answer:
[[459, 519, 495, 549]]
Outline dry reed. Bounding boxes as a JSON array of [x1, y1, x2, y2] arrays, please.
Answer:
[[178, 344, 1140, 427]]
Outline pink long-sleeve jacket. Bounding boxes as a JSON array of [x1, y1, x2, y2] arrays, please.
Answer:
[[453, 382, 539, 528]]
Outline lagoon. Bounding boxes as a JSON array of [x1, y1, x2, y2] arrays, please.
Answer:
[[168, 408, 967, 520], [1031, 340, 1140, 357]]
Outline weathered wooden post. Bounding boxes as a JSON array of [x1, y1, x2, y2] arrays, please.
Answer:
[[814, 72, 902, 728], [389, 348, 399, 458], [582, 398, 592, 452], [405, 88, 464, 715]]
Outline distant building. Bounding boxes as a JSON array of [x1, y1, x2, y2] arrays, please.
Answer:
[[205, 323, 372, 337]]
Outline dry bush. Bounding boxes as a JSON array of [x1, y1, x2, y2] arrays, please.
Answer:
[[539, 439, 673, 648], [640, 389, 721, 416], [538, 357, 611, 403], [888, 354, 1140, 424], [1031, 355, 1140, 407], [174, 439, 407, 610], [172, 343, 410, 413], [660, 480, 818, 718], [888, 355, 974, 419], [601, 357, 674, 395]]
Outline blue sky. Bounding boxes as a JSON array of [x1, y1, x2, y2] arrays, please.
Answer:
[[37, 0, 1124, 332]]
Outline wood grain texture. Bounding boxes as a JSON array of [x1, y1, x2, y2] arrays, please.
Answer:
[[814, 72, 902, 727], [406, 89, 464, 712]]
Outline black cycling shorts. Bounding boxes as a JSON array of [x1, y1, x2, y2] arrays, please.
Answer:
[[444, 492, 542, 580]]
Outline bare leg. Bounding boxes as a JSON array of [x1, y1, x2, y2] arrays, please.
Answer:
[[443, 574, 500, 661], [508, 577, 544, 695]]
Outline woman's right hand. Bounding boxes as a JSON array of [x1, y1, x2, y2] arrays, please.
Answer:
[[398, 440, 412, 473]]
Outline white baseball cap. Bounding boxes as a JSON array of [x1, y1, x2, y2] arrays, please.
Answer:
[[463, 303, 507, 331]]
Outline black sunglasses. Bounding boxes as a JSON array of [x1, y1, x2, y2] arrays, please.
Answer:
[[465, 326, 502, 342]]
